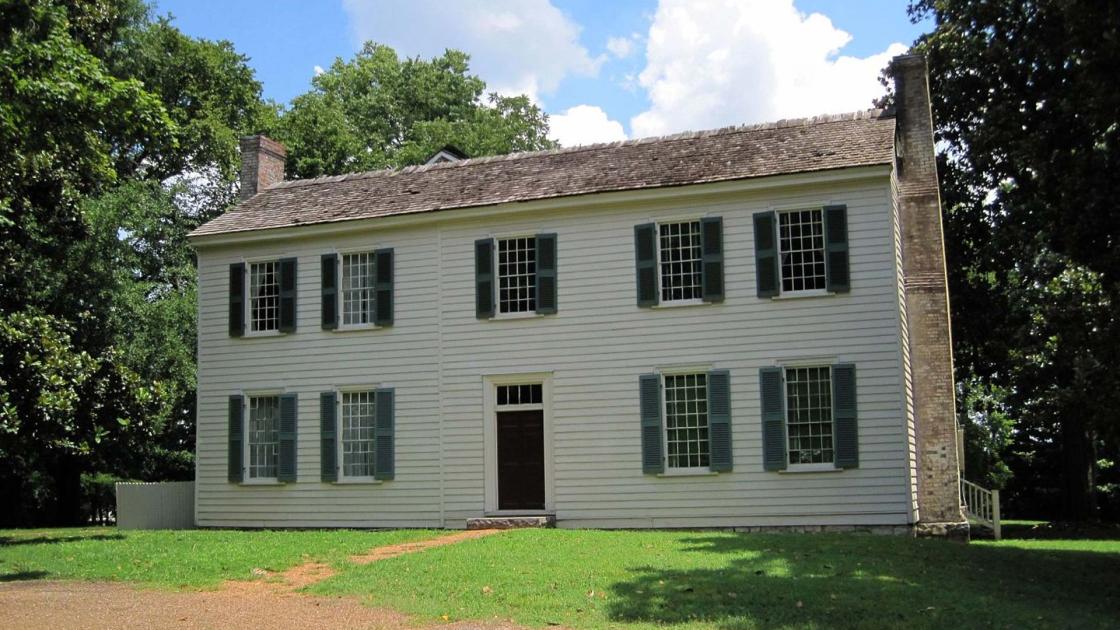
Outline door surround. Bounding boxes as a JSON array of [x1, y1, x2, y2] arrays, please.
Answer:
[[483, 372, 554, 515]]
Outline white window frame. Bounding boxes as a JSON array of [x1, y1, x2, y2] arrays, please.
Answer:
[[241, 389, 284, 485], [773, 205, 831, 298], [651, 217, 706, 307], [482, 372, 554, 514], [335, 250, 379, 331], [779, 362, 838, 473], [241, 256, 284, 337], [335, 386, 380, 483], [658, 366, 714, 474], [492, 234, 539, 317]]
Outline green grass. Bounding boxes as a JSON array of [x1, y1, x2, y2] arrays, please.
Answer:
[[310, 529, 1120, 629], [0, 527, 439, 589]]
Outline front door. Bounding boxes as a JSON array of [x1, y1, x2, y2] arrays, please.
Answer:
[[497, 409, 545, 510]]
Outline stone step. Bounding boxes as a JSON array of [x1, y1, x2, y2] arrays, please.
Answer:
[[466, 515, 556, 530]]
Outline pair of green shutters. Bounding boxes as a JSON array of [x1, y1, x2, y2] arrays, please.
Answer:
[[754, 205, 850, 298], [229, 258, 298, 336], [637, 365, 859, 474], [475, 234, 558, 318], [227, 389, 395, 483], [634, 217, 725, 306]]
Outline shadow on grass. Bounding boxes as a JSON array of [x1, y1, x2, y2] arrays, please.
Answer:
[[0, 570, 49, 582], [0, 534, 124, 547], [1002, 521, 1120, 540], [606, 534, 1120, 630]]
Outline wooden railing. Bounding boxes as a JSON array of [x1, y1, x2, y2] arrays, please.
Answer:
[[960, 479, 1001, 540]]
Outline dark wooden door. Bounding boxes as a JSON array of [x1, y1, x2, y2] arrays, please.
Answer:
[[497, 410, 545, 510]]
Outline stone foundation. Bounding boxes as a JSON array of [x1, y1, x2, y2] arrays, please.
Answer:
[[913, 521, 970, 542]]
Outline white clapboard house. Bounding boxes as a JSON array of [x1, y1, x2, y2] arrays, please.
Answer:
[[188, 55, 967, 535]]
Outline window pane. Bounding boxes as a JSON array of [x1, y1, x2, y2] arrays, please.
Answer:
[[786, 366, 834, 464], [497, 237, 536, 313], [496, 383, 542, 406], [664, 373, 709, 469], [248, 396, 280, 478], [658, 221, 702, 302], [778, 209, 827, 292], [249, 262, 280, 332], [341, 391, 376, 477], [341, 252, 375, 325]]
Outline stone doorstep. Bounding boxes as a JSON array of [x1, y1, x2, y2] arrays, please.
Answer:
[[466, 515, 556, 530]]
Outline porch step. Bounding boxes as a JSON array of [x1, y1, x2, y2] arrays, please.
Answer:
[[466, 515, 555, 530]]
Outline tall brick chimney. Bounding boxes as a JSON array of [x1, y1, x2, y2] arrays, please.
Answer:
[[239, 135, 287, 200], [890, 54, 968, 539]]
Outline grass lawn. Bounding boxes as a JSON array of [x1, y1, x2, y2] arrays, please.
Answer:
[[0, 527, 439, 589]]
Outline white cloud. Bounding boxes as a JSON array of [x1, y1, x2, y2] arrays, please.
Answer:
[[341, 0, 602, 102], [631, 0, 907, 137], [606, 35, 635, 59], [549, 105, 627, 147], [313, 65, 325, 76]]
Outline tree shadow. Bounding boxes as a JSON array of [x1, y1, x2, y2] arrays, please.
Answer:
[[606, 533, 1120, 629], [0, 534, 124, 547], [1002, 521, 1120, 540], [0, 570, 49, 582]]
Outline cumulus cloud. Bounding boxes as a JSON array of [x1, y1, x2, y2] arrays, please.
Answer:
[[606, 34, 637, 59], [549, 105, 628, 147], [342, 0, 602, 101], [313, 65, 325, 76], [630, 0, 907, 137]]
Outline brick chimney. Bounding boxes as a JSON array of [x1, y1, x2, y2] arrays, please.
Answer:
[[239, 135, 287, 200], [890, 54, 968, 539]]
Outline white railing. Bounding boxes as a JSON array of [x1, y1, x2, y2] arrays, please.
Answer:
[[960, 479, 1001, 540]]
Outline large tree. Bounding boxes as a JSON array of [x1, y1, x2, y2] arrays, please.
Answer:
[[274, 43, 555, 178], [909, 0, 1120, 519]]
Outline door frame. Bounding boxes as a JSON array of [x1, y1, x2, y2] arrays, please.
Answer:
[[483, 372, 554, 515]]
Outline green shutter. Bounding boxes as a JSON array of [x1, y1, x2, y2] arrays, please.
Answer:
[[639, 374, 664, 474], [321, 254, 337, 330], [278, 393, 298, 482], [535, 233, 558, 314], [832, 363, 859, 468], [634, 224, 658, 307], [707, 369, 733, 471], [374, 388, 395, 480], [279, 257, 297, 333], [475, 239, 494, 319], [320, 392, 337, 482], [759, 367, 787, 471], [824, 204, 850, 293], [700, 217, 725, 303], [753, 212, 779, 298], [229, 263, 245, 337], [228, 395, 243, 482], [374, 248, 394, 326]]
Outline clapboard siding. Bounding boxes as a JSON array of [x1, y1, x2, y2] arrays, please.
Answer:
[[195, 172, 913, 528]]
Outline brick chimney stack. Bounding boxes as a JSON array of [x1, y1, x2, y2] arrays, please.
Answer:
[[239, 135, 287, 200], [890, 54, 968, 539]]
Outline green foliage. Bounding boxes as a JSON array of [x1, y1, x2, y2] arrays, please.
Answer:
[[274, 43, 556, 178]]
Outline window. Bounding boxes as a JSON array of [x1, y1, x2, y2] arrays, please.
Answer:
[[658, 221, 703, 302], [785, 366, 833, 465], [247, 395, 280, 478], [664, 373, 709, 469], [497, 383, 542, 406], [249, 262, 281, 332], [340, 252, 375, 326], [497, 236, 536, 313], [340, 391, 376, 478], [778, 209, 827, 292]]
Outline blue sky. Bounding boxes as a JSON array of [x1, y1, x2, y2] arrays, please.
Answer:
[[156, 0, 929, 146]]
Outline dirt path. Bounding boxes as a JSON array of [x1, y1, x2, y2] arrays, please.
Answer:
[[0, 529, 530, 630]]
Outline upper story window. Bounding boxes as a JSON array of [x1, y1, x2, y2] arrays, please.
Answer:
[[340, 390, 377, 479], [658, 220, 703, 303], [778, 209, 827, 293], [497, 236, 537, 314], [663, 372, 709, 470], [785, 366, 833, 465], [341, 252, 376, 327], [247, 395, 280, 479], [249, 261, 281, 332]]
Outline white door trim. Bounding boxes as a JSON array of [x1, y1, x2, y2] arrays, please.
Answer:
[[482, 372, 555, 515]]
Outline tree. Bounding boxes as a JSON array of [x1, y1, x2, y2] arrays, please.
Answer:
[[274, 43, 556, 178], [907, 0, 1120, 519]]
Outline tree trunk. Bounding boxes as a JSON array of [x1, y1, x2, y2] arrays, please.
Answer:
[[1060, 416, 1096, 521]]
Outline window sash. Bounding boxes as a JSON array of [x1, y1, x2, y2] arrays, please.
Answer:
[[662, 372, 710, 470], [247, 395, 280, 479], [785, 366, 834, 465], [340, 252, 376, 327], [777, 209, 827, 293], [339, 391, 376, 479], [657, 220, 703, 303], [248, 261, 280, 332], [497, 237, 537, 314]]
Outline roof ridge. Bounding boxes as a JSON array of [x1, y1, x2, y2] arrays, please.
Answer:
[[267, 108, 893, 192]]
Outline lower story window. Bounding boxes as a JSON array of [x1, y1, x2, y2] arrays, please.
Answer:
[[785, 366, 834, 464], [341, 391, 376, 478], [248, 395, 280, 478], [664, 373, 709, 469]]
